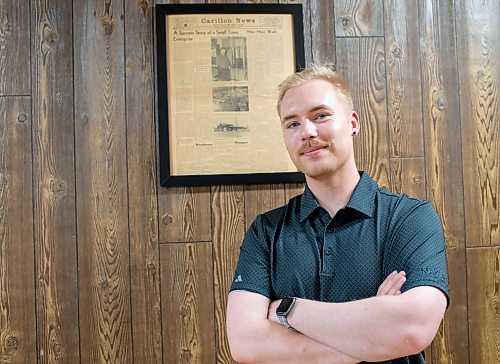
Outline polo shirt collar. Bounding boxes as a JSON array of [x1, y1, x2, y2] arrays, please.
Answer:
[[299, 172, 377, 222], [345, 172, 377, 218]]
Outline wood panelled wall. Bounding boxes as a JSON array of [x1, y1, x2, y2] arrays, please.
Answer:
[[0, 0, 498, 363]]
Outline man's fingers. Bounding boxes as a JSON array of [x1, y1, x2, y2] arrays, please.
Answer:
[[386, 274, 406, 295], [377, 271, 395, 295], [377, 271, 398, 295], [377, 271, 406, 296]]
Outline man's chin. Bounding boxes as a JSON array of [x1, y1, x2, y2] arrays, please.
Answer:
[[291, 159, 334, 179], [301, 169, 329, 180], [299, 164, 340, 180]]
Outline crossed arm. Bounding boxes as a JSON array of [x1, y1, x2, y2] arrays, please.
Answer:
[[227, 271, 447, 363]]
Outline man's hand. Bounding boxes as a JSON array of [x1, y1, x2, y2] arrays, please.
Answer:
[[377, 270, 406, 296], [268, 271, 406, 323], [227, 291, 361, 363]]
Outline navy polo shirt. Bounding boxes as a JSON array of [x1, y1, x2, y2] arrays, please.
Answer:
[[230, 172, 449, 364]]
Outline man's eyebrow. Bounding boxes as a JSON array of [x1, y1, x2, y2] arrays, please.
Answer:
[[281, 113, 298, 123], [281, 105, 331, 123], [310, 104, 330, 113]]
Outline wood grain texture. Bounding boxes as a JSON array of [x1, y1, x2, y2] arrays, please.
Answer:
[[212, 185, 245, 364], [336, 37, 390, 190], [384, 0, 424, 158], [0, 97, 36, 363], [0, 0, 498, 362], [467, 247, 500, 363], [161, 242, 216, 364], [244, 184, 285, 229], [73, 1, 132, 362], [334, 0, 383, 37], [456, 0, 499, 247], [308, 0, 335, 67], [31, 0, 79, 362], [125, 1, 162, 362], [296, 0, 314, 65], [419, 1, 469, 362], [158, 186, 211, 243], [284, 183, 305, 202], [389, 158, 426, 200], [0, 0, 30, 95]]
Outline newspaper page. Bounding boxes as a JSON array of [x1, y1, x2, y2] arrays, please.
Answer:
[[166, 12, 298, 176]]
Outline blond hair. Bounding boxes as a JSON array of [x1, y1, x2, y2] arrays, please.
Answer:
[[277, 64, 353, 116]]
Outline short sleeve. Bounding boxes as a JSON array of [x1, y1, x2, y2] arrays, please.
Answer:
[[229, 215, 272, 298], [385, 201, 450, 305]]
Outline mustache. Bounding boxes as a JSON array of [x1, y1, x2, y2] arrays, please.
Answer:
[[298, 140, 330, 154]]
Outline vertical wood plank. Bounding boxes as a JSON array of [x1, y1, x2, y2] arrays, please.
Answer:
[[298, 0, 313, 66], [125, 1, 162, 362], [334, 0, 383, 37], [0, 97, 36, 363], [31, 0, 79, 362], [244, 184, 285, 229], [212, 185, 245, 364], [419, 1, 469, 362], [284, 183, 304, 202], [73, 1, 132, 362], [336, 37, 390, 189], [391, 155, 432, 362], [456, 0, 499, 247], [467, 247, 500, 363], [160, 242, 216, 364], [390, 158, 426, 200], [0, 0, 30, 95], [158, 186, 212, 243], [384, 0, 425, 158], [309, 0, 335, 67]]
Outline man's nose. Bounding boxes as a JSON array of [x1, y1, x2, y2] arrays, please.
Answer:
[[302, 119, 318, 139]]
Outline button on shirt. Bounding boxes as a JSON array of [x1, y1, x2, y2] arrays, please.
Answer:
[[230, 172, 449, 364]]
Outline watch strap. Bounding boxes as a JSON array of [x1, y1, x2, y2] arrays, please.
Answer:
[[277, 313, 296, 331], [276, 297, 297, 331]]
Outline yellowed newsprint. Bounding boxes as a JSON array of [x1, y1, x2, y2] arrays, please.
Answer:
[[165, 12, 298, 176]]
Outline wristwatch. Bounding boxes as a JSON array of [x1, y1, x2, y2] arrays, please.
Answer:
[[276, 297, 297, 331]]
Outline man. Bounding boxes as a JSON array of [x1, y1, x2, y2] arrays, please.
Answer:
[[216, 47, 231, 81], [226, 65, 449, 363]]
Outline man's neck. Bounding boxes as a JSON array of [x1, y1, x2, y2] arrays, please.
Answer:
[[305, 167, 361, 218]]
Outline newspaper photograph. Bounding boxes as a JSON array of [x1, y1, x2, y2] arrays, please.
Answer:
[[165, 12, 299, 176]]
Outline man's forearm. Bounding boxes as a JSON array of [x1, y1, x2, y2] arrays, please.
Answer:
[[233, 321, 360, 363], [228, 315, 359, 363], [284, 287, 446, 361], [227, 290, 360, 363]]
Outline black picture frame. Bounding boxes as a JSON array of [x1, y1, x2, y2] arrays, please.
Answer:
[[156, 3, 305, 186]]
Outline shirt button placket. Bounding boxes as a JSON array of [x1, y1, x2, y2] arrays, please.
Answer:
[[322, 225, 334, 272], [320, 227, 335, 302], [325, 223, 334, 257]]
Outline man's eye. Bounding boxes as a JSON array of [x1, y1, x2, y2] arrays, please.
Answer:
[[287, 122, 300, 128], [314, 113, 328, 120]]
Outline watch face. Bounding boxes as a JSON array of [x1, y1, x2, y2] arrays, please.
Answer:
[[276, 297, 294, 315]]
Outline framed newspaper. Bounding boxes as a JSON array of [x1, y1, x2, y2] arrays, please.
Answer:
[[156, 3, 305, 186]]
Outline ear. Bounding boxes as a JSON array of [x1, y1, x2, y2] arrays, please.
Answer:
[[350, 112, 360, 135]]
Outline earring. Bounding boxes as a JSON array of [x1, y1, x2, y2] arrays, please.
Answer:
[[352, 131, 357, 135]]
